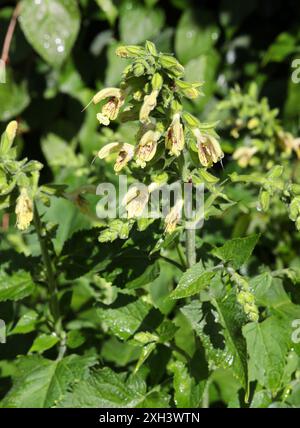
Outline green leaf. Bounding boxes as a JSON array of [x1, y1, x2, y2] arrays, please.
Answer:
[[169, 361, 203, 408], [96, 0, 118, 26], [243, 317, 291, 394], [213, 291, 249, 393], [263, 33, 296, 65], [97, 298, 152, 340], [134, 343, 156, 373], [59, 367, 155, 408], [170, 261, 215, 299], [0, 69, 29, 121], [29, 334, 59, 353], [1, 354, 96, 408], [0, 270, 35, 302], [175, 10, 219, 64], [19, 0, 80, 67], [9, 310, 38, 335], [182, 290, 249, 392], [119, 3, 165, 44], [212, 234, 259, 269]]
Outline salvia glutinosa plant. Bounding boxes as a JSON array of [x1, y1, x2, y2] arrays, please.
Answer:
[[1, 42, 300, 406]]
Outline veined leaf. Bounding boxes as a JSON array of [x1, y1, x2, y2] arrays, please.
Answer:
[[212, 234, 259, 269], [58, 367, 168, 408], [19, 0, 80, 67], [243, 317, 291, 394], [170, 261, 215, 299], [1, 354, 96, 408], [97, 298, 152, 340], [0, 270, 35, 302]]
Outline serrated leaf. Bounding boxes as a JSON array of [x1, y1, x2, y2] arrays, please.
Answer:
[[212, 234, 259, 269], [1, 354, 96, 408], [243, 317, 291, 394], [170, 261, 215, 299], [97, 298, 152, 340], [0, 270, 35, 302], [169, 360, 204, 408], [19, 0, 80, 67], [59, 367, 151, 408]]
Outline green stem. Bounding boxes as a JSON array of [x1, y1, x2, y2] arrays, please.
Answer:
[[33, 203, 60, 325], [185, 228, 196, 267], [159, 255, 185, 271]]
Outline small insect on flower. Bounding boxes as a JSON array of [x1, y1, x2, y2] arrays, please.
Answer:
[[122, 185, 149, 219], [98, 142, 134, 172], [165, 113, 184, 157], [135, 130, 161, 168], [91, 87, 124, 126], [15, 188, 33, 231], [193, 128, 224, 167], [164, 199, 184, 234]]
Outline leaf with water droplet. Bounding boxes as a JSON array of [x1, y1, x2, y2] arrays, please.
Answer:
[[19, 0, 80, 67]]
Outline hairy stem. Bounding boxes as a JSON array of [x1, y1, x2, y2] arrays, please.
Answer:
[[33, 204, 60, 325], [185, 228, 196, 267]]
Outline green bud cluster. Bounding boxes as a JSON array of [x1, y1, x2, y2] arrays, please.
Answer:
[[231, 271, 259, 322], [218, 82, 299, 169]]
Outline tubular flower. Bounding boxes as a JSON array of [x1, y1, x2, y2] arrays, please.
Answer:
[[165, 113, 184, 157], [139, 90, 159, 123], [278, 131, 300, 159], [135, 130, 160, 168], [233, 146, 258, 168], [122, 185, 149, 218], [164, 199, 184, 234], [192, 128, 224, 167], [93, 87, 124, 126], [98, 142, 134, 172], [15, 188, 33, 231]]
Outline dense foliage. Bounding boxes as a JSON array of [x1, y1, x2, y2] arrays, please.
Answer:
[[0, 0, 300, 408]]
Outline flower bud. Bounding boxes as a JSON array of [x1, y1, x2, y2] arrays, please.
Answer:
[[139, 90, 159, 124], [175, 80, 202, 99], [151, 73, 163, 91], [158, 55, 184, 77], [115, 45, 145, 58], [15, 187, 33, 231], [145, 40, 157, 56], [259, 190, 270, 212]]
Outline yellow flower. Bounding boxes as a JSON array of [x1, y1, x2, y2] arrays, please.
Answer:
[[233, 146, 257, 167], [92, 87, 124, 126], [122, 185, 149, 218], [164, 199, 184, 234], [165, 113, 184, 157], [139, 90, 159, 123], [278, 131, 300, 159], [193, 129, 224, 167], [98, 142, 134, 172], [135, 130, 160, 168], [15, 188, 33, 231]]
